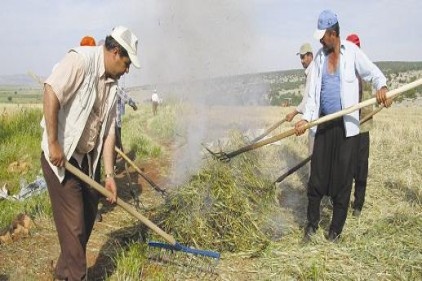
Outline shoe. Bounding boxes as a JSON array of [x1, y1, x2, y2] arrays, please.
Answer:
[[95, 212, 102, 222], [352, 208, 361, 217], [327, 230, 340, 242], [303, 225, 316, 242]]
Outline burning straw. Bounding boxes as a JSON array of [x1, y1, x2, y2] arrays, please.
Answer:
[[152, 134, 281, 253]]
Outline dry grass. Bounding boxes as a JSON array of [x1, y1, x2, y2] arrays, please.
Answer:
[[214, 106, 422, 281], [140, 105, 421, 281]]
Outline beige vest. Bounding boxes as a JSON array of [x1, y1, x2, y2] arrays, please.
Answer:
[[41, 47, 117, 182]]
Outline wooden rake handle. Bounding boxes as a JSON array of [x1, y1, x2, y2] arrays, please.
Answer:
[[233, 78, 422, 155], [64, 161, 176, 245]]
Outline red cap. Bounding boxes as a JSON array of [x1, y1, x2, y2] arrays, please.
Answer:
[[80, 36, 96, 46], [346, 33, 360, 48]]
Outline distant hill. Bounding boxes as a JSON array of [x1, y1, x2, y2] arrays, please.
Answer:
[[375, 61, 422, 74], [263, 61, 422, 106], [0, 74, 42, 88], [1, 61, 421, 106]]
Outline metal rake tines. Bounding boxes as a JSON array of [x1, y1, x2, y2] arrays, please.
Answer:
[[147, 241, 220, 275], [202, 144, 232, 162]]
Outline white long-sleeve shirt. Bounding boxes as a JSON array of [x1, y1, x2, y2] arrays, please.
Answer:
[[302, 40, 387, 137], [296, 60, 315, 114]]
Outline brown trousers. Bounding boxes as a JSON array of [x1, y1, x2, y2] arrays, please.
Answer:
[[41, 153, 99, 281]]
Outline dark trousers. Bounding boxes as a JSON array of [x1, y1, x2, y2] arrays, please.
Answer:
[[353, 132, 370, 210], [41, 153, 99, 281], [307, 119, 358, 234]]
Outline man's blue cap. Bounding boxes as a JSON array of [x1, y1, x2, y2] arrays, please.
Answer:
[[314, 10, 338, 40]]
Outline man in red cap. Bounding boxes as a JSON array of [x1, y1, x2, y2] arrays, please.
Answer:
[[80, 35, 96, 47], [346, 33, 371, 217], [346, 34, 360, 47]]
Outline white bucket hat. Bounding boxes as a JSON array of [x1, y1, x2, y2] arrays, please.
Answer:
[[111, 26, 140, 68]]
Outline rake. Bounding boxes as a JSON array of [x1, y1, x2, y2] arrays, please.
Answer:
[[274, 96, 390, 183], [65, 162, 220, 263], [205, 79, 422, 162], [115, 147, 167, 197]]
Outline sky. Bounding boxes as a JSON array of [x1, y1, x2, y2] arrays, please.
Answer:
[[1, 0, 422, 87]]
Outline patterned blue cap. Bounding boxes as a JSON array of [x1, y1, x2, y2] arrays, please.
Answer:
[[314, 10, 338, 40]]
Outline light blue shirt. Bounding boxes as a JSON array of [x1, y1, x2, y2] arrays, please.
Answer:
[[303, 40, 387, 137], [320, 59, 341, 115]]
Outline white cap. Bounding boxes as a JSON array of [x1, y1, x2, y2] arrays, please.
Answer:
[[111, 26, 140, 68]]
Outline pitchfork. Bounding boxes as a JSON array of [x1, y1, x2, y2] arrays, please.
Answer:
[[205, 79, 422, 162], [65, 162, 220, 264]]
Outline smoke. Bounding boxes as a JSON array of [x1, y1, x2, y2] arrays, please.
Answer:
[[132, 0, 260, 86], [130, 1, 272, 186]]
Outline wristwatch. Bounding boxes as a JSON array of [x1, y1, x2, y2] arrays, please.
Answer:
[[105, 172, 116, 179]]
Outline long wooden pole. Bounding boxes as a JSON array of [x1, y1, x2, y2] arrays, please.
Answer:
[[221, 78, 422, 160]]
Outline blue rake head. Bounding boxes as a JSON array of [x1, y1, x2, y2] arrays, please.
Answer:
[[148, 241, 220, 260]]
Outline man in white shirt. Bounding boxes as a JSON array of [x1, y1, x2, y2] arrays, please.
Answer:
[[285, 43, 315, 154], [41, 26, 140, 280], [151, 89, 160, 115]]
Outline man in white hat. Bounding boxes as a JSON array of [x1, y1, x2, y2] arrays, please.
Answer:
[[294, 10, 391, 242], [41, 26, 140, 280], [285, 43, 315, 154], [151, 88, 160, 115]]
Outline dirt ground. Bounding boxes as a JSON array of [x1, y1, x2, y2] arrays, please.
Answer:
[[0, 155, 171, 281]]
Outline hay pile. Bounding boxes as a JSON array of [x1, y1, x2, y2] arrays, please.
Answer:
[[152, 140, 282, 253]]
